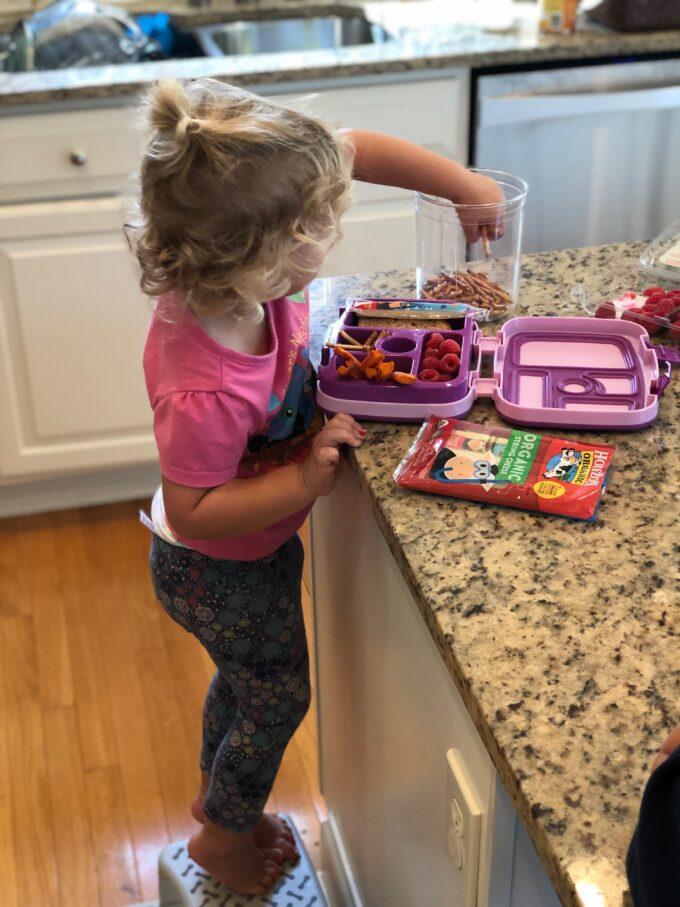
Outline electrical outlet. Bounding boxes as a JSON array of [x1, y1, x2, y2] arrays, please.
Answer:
[[446, 748, 483, 907]]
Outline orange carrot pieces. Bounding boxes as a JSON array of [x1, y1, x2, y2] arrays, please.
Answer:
[[393, 371, 417, 384], [331, 340, 414, 383], [363, 349, 382, 369]]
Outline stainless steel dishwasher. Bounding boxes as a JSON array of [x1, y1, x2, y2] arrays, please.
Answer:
[[474, 59, 680, 253]]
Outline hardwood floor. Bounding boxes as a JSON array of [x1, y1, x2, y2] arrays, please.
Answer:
[[0, 502, 325, 906]]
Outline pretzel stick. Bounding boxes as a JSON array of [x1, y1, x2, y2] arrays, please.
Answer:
[[340, 330, 362, 347], [481, 227, 492, 258]]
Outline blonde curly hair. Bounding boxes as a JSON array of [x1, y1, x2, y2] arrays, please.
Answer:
[[128, 78, 353, 318]]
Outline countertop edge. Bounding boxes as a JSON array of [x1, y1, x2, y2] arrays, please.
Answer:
[[2, 27, 680, 110]]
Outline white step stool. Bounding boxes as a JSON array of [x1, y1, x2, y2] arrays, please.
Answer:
[[158, 814, 327, 907]]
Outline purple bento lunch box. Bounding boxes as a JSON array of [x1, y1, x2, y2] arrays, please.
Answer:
[[316, 301, 679, 429]]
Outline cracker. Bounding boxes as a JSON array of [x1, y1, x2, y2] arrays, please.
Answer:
[[356, 316, 452, 330]]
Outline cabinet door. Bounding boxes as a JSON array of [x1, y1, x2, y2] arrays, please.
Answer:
[[272, 74, 470, 276], [0, 197, 155, 476], [312, 466, 498, 907]]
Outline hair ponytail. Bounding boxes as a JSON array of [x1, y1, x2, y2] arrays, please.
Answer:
[[131, 78, 353, 317]]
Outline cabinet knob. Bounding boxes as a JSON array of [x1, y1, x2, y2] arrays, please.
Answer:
[[69, 150, 88, 167]]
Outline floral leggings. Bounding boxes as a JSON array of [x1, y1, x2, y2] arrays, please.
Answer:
[[149, 533, 310, 832]]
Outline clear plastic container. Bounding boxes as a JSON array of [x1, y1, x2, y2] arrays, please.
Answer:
[[639, 220, 680, 287], [571, 255, 680, 343], [415, 169, 528, 323]]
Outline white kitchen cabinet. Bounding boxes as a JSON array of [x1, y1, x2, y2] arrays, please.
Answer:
[[311, 465, 561, 907], [0, 72, 469, 491], [0, 196, 155, 476], [0, 105, 142, 203]]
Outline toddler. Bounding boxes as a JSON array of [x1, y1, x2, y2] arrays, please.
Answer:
[[133, 77, 502, 895]]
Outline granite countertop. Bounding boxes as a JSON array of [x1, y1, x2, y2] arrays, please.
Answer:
[[2, 0, 680, 109], [308, 241, 679, 907]]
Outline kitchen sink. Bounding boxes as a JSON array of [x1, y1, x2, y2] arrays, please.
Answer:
[[195, 14, 392, 57]]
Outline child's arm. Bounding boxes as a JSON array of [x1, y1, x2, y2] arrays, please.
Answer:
[[163, 413, 364, 539], [342, 129, 504, 240]]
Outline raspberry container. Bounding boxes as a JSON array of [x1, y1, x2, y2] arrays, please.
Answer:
[[317, 303, 679, 428], [572, 247, 680, 342], [639, 221, 680, 287], [415, 169, 528, 322]]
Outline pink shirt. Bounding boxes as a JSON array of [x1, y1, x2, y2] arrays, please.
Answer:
[[143, 290, 320, 561]]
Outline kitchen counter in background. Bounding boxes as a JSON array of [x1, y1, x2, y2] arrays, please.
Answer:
[[308, 241, 679, 907], [2, 1, 680, 108]]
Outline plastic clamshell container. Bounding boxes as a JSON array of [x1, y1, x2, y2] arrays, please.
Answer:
[[571, 255, 680, 340], [639, 221, 680, 286], [317, 306, 679, 429]]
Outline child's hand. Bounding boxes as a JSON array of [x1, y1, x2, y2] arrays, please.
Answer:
[[300, 413, 366, 497], [454, 171, 505, 244]]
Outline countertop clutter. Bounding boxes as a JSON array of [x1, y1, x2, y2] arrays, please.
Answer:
[[3, 0, 680, 107], [309, 241, 679, 907]]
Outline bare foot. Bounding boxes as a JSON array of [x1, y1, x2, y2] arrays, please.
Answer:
[[254, 814, 299, 863], [191, 773, 298, 862], [187, 820, 282, 896]]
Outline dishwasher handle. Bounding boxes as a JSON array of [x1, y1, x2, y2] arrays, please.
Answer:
[[480, 84, 680, 128]]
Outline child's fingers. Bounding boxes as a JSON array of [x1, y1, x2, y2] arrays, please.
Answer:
[[462, 222, 481, 244], [324, 415, 365, 442], [321, 426, 363, 449], [317, 446, 340, 468], [327, 412, 364, 434], [484, 221, 505, 241]]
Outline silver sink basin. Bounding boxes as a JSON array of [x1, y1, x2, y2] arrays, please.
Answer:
[[195, 15, 392, 57]]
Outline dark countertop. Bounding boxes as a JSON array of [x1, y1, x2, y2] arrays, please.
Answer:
[[308, 241, 679, 907], [2, 1, 680, 109]]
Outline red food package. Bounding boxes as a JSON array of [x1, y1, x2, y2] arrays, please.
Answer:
[[393, 418, 615, 521]]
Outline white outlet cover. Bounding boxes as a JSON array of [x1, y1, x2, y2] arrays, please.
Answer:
[[446, 748, 484, 907]]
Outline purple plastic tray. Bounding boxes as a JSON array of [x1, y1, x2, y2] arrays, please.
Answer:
[[317, 307, 477, 420], [489, 316, 672, 430]]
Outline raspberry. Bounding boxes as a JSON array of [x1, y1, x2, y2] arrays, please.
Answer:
[[425, 333, 445, 350], [418, 368, 441, 382], [655, 300, 676, 315], [623, 309, 661, 334], [440, 353, 461, 374], [594, 302, 616, 319], [642, 286, 665, 297], [421, 356, 441, 371], [671, 320, 680, 338], [439, 339, 461, 356]]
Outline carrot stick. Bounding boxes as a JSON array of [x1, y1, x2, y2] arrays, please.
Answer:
[[393, 371, 417, 384]]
